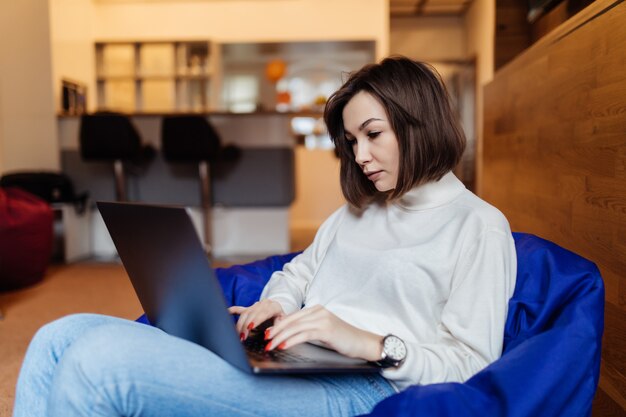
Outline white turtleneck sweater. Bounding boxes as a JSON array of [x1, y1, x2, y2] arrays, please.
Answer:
[[260, 172, 517, 391]]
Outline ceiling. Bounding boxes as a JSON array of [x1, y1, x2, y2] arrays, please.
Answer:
[[390, 0, 473, 16]]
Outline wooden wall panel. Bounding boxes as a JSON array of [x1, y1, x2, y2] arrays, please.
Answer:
[[495, 0, 531, 70], [482, 0, 626, 414]]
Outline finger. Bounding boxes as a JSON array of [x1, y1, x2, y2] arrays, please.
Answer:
[[228, 306, 247, 315], [239, 307, 273, 339], [244, 309, 276, 335], [228, 306, 250, 338], [266, 316, 322, 350], [267, 306, 334, 349], [267, 323, 322, 351], [268, 313, 319, 339], [235, 310, 250, 338], [239, 301, 263, 335], [262, 314, 285, 340], [271, 305, 324, 335], [272, 330, 322, 351], [236, 300, 284, 340]]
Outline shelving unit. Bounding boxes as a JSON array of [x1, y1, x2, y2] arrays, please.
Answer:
[[95, 40, 221, 113]]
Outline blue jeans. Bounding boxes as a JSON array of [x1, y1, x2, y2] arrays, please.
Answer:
[[13, 314, 395, 417]]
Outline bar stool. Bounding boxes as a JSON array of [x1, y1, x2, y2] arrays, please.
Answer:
[[161, 116, 221, 255], [79, 113, 146, 201]]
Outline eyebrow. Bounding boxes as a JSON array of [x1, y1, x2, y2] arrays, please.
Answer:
[[358, 118, 383, 131], [345, 118, 384, 137]]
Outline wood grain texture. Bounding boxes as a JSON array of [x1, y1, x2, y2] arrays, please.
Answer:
[[495, 1, 531, 70], [592, 388, 626, 416], [483, 0, 626, 413], [531, 1, 570, 42]]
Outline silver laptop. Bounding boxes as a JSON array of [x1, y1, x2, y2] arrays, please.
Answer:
[[97, 201, 380, 374]]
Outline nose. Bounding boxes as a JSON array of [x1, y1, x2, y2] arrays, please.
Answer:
[[353, 139, 371, 166]]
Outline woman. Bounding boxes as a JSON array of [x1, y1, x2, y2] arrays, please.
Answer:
[[13, 56, 516, 417]]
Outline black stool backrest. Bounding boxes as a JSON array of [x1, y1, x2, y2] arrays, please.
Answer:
[[79, 113, 142, 161], [161, 116, 221, 163]]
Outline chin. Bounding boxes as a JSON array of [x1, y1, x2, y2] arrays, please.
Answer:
[[375, 183, 395, 192]]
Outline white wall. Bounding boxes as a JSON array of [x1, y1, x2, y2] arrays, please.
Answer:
[[49, 0, 97, 112], [465, 0, 495, 85], [0, 0, 59, 174], [0, 81, 4, 173], [390, 16, 466, 61], [464, 0, 495, 195], [93, 0, 389, 53]]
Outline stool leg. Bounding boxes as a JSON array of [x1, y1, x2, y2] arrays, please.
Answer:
[[113, 159, 127, 201], [199, 161, 212, 255]]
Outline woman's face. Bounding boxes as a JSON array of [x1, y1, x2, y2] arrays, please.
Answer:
[[342, 91, 400, 192]]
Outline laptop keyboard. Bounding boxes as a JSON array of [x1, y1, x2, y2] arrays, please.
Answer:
[[243, 337, 317, 363]]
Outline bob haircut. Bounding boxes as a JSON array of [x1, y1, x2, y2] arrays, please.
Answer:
[[324, 56, 466, 208]]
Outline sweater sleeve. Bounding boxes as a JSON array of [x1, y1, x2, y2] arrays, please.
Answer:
[[259, 206, 346, 315], [384, 229, 517, 388]]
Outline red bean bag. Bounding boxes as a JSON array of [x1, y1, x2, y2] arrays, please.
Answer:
[[0, 187, 53, 290]]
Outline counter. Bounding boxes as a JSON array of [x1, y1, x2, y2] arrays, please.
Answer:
[[57, 112, 310, 258]]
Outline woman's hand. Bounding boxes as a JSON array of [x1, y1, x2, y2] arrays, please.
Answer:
[[264, 305, 384, 362], [228, 300, 285, 341]]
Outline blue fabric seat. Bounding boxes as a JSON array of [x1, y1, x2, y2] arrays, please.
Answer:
[[137, 232, 604, 416]]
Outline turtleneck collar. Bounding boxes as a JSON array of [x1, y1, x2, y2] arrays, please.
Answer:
[[393, 172, 466, 211]]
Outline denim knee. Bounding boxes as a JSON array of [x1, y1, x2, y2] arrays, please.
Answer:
[[29, 313, 108, 352], [53, 321, 160, 387]]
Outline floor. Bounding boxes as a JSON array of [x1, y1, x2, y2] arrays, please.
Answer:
[[0, 228, 315, 417]]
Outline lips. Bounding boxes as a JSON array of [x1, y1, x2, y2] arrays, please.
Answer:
[[365, 170, 383, 181]]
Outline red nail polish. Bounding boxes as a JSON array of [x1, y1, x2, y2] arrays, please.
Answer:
[[278, 342, 287, 350], [247, 322, 255, 330], [264, 329, 270, 340], [264, 342, 272, 352], [240, 333, 245, 341]]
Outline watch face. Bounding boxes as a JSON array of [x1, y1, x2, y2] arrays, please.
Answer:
[[384, 335, 407, 362]]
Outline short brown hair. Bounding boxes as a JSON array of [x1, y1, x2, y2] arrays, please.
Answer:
[[324, 56, 466, 208]]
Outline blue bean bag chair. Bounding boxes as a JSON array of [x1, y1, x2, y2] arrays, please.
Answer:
[[137, 232, 604, 417]]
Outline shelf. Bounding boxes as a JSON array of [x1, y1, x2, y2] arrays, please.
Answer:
[[58, 110, 324, 118], [95, 40, 220, 113], [97, 75, 177, 81], [97, 75, 136, 81], [174, 74, 212, 80]]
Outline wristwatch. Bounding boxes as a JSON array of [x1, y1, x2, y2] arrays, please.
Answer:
[[378, 334, 407, 368]]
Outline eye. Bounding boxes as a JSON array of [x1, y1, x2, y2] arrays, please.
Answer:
[[345, 135, 356, 144], [367, 131, 381, 139]]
